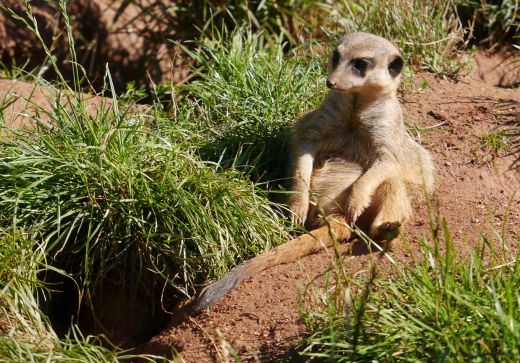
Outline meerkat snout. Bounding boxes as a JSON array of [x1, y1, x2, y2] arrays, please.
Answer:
[[326, 77, 336, 89]]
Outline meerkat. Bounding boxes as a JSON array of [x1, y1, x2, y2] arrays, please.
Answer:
[[193, 32, 434, 311]]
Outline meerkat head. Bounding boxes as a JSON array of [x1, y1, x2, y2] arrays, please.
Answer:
[[326, 32, 404, 97]]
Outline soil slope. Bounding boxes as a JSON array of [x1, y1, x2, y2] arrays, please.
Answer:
[[142, 54, 520, 362]]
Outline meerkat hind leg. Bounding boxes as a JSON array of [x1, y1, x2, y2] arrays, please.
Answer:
[[368, 177, 412, 243]]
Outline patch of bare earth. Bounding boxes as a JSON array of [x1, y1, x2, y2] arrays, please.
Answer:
[[0, 79, 113, 128], [1, 0, 193, 91], [141, 53, 520, 362]]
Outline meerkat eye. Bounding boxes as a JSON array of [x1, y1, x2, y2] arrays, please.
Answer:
[[351, 58, 370, 76], [331, 49, 340, 69]]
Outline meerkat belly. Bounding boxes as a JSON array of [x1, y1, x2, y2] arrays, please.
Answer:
[[308, 131, 370, 214], [311, 157, 362, 215]]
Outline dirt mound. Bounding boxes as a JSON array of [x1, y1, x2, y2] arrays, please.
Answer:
[[141, 58, 520, 362], [0, 79, 112, 128], [475, 48, 520, 88]]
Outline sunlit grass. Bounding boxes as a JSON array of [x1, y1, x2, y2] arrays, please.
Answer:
[[300, 220, 520, 361], [175, 28, 326, 183], [0, 2, 290, 355], [0, 88, 289, 296]]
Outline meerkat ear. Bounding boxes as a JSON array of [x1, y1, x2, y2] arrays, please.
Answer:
[[388, 55, 404, 77]]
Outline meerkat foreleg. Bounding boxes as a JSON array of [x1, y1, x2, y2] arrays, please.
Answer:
[[346, 160, 398, 223], [288, 142, 315, 225]]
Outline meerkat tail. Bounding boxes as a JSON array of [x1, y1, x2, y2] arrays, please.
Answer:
[[192, 217, 351, 311]]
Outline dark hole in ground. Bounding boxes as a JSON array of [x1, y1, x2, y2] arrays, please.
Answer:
[[39, 268, 177, 348]]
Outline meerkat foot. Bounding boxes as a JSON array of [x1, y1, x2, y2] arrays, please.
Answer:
[[373, 221, 401, 242]]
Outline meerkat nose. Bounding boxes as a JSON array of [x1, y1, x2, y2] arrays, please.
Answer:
[[326, 78, 336, 89]]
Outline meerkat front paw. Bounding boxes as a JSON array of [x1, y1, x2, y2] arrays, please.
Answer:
[[289, 196, 309, 226], [346, 191, 371, 224], [371, 221, 401, 241]]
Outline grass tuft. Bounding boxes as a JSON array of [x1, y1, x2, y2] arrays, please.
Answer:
[[481, 130, 511, 156], [175, 28, 326, 183], [0, 87, 289, 297]]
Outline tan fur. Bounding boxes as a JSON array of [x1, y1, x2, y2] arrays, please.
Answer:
[[192, 32, 434, 311], [289, 32, 434, 234], [193, 217, 350, 311]]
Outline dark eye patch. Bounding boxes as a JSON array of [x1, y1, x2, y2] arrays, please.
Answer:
[[350, 58, 370, 77], [331, 49, 340, 69], [388, 55, 404, 77]]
